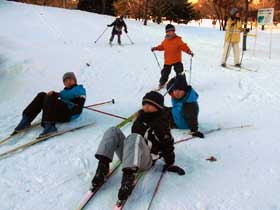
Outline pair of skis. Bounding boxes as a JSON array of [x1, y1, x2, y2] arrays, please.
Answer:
[[76, 160, 144, 210], [222, 65, 257, 72], [76, 123, 253, 210], [0, 122, 95, 159]]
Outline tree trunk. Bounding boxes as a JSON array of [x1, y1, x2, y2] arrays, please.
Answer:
[[242, 0, 249, 51], [144, 0, 149, 25]]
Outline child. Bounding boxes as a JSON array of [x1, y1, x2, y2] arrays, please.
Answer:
[[14, 72, 86, 136], [107, 15, 128, 45], [166, 75, 204, 138], [91, 91, 185, 205], [151, 24, 193, 88]]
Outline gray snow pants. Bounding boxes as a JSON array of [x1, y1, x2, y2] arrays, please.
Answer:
[[95, 127, 153, 171]]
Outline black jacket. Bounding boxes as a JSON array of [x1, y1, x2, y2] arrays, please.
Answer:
[[108, 18, 127, 34], [131, 110, 175, 165]]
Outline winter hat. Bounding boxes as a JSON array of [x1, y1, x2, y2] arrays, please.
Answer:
[[142, 91, 164, 110], [230, 8, 239, 16], [165, 24, 175, 32], [167, 75, 188, 93], [63, 72, 77, 83]]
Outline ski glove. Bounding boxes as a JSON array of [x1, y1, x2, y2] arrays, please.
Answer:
[[191, 131, 204, 138], [125, 29, 128, 33], [163, 165, 185, 176], [151, 47, 157, 52], [190, 52, 194, 57]]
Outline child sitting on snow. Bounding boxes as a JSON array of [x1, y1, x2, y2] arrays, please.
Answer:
[[166, 75, 204, 138], [91, 91, 185, 206], [14, 72, 86, 137]]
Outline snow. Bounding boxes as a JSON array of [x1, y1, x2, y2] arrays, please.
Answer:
[[0, 1, 280, 210]]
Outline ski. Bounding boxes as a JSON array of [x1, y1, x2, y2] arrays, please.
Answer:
[[112, 172, 144, 210], [175, 124, 253, 144], [74, 111, 136, 209], [0, 122, 95, 159], [0, 122, 41, 146], [222, 65, 257, 72], [228, 65, 257, 72], [75, 160, 121, 210]]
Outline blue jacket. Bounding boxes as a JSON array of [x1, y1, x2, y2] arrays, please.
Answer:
[[171, 87, 199, 129], [59, 85, 86, 120]]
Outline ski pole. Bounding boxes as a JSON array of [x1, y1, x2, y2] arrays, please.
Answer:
[[85, 107, 126, 120], [61, 100, 126, 120], [152, 51, 162, 71], [94, 27, 109, 44], [85, 99, 115, 108], [146, 170, 165, 210], [189, 57, 193, 85], [125, 33, 134, 45]]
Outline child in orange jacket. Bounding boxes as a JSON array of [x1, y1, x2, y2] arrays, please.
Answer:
[[151, 24, 193, 88]]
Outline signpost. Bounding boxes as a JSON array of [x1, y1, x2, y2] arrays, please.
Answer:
[[255, 8, 274, 58]]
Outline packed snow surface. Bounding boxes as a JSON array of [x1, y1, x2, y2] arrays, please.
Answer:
[[0, 1, 280, 210]]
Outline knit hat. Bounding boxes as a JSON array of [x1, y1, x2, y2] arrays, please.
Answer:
[[167, 75, 188, 93], [165, 24, 175, 32], [230, 8, 239, 16], [142, 91, 164, 110], [63, 72, 77, 83]]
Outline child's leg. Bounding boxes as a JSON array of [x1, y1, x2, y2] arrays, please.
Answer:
[[22, 92, 47, 122], [122, 133, 153, 171], [95, 126, 126, 162], [159, 65, 172, 86]]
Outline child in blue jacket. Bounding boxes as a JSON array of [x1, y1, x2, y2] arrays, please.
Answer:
[[14, 72, 86, 136], [166, 75, 204, 138]]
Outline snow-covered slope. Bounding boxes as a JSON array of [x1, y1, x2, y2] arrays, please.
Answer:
[[0, 1, 280, 210]]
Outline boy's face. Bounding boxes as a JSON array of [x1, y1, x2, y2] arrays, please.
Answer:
[[173, 89, 186, 99], [63, 78, 76, 88], [142, 104, 158, 113], [166, 30, 175, 36]]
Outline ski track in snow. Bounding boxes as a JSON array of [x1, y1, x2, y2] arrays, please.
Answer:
[[1, 1, 280, 210]]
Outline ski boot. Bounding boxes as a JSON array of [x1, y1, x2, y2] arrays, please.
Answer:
[[39, 122, 57, 137], [117, 168, 136, 201], [235, 63, 241, 67], [14, 115, 31, 133], [91, 160, 109, 191], [221, 63, 226, 68]]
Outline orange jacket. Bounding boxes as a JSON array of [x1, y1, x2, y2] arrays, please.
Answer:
[[154, 35, 192, 65]]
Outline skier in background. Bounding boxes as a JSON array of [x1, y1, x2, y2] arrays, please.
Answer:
[[221, 8, 249, 68], [14, 72, 86, 137], [107, 15, 128, 45]]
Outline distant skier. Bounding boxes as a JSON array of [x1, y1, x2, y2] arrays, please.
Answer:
[[166, 75, 204, 138], [91, 91, 185, 204], [14, 72, 86, 137], [221, 8, 249, 67], [107, 15, 128, 45], [151, 24, 193, 89]]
